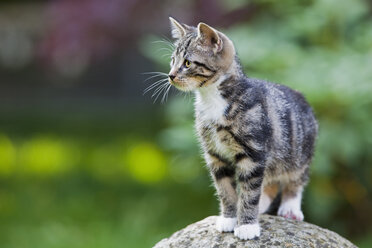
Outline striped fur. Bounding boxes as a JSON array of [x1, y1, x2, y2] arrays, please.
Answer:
[[167, 18, 318, 240]]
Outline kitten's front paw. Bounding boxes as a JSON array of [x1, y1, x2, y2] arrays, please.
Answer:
[[278, 202, 304, 221], [233, 223, 260, 240], [216, 216, 237, 232]]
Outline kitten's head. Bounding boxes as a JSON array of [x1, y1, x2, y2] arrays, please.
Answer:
[[168, 17, 235, 91]]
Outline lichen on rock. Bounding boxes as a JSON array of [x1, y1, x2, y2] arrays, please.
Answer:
[[154, 215, 356, 248]]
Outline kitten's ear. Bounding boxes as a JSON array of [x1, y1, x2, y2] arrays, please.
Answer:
[[169, 17, 186, 39], [197, 22, 223, 53]]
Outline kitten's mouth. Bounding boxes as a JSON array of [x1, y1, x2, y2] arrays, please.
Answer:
[[169, 78, 198, 92], [169, 79, 188, 91], [169, 79, 178, 87]]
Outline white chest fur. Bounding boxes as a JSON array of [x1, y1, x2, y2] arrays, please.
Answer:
[[194, 77, 228, 123], [194, 77, 234, 160]]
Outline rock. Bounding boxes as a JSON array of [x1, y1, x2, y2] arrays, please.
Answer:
[[153, 215, 356, 248]]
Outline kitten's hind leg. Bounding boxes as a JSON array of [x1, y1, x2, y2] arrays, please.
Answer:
[[278, 183, 304, 221], [259, 183, 279, 214]]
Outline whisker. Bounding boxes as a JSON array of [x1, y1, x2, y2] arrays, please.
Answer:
[[144, 74, 167, 82], [143, 78, 169, 95], [161, 53, 172, 58], [151, 82, 168, 98], [161, 83, 172, 103], [144, 82, 165, 95], [153, 38, 175, 50], [151, 40, 169, 44], [152, 40, 175, 49], [141, 71, 168, 75], [161, 36, 175, 47], [157, 47, 173, 54], [153, 83, 169, 103], [155, 87, 168, 103], [166, 84, 173, 102]]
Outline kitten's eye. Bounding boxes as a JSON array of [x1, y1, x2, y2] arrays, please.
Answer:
[[184, 59, 191, 68]]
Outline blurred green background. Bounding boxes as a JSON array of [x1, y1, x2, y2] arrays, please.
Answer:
[[0, 0, 371, 247]]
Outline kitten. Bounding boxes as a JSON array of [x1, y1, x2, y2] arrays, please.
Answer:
[[167, 17, 318, 240]]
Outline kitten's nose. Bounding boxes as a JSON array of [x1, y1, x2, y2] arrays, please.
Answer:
[[168, 74, 176, 81]]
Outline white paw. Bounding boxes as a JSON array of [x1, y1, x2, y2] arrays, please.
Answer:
[[234, 223, 260, 240], [278, 200, 304, 221], [216, 216, 237, 232]]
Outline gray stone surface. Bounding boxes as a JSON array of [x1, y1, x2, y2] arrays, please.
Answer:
[[154, 215, 356, 248]]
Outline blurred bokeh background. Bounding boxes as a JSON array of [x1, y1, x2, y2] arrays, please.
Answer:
[[0, 0, 371, 247]]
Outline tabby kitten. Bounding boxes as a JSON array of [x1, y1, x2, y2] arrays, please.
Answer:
[[167, 17, 318, 240]]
